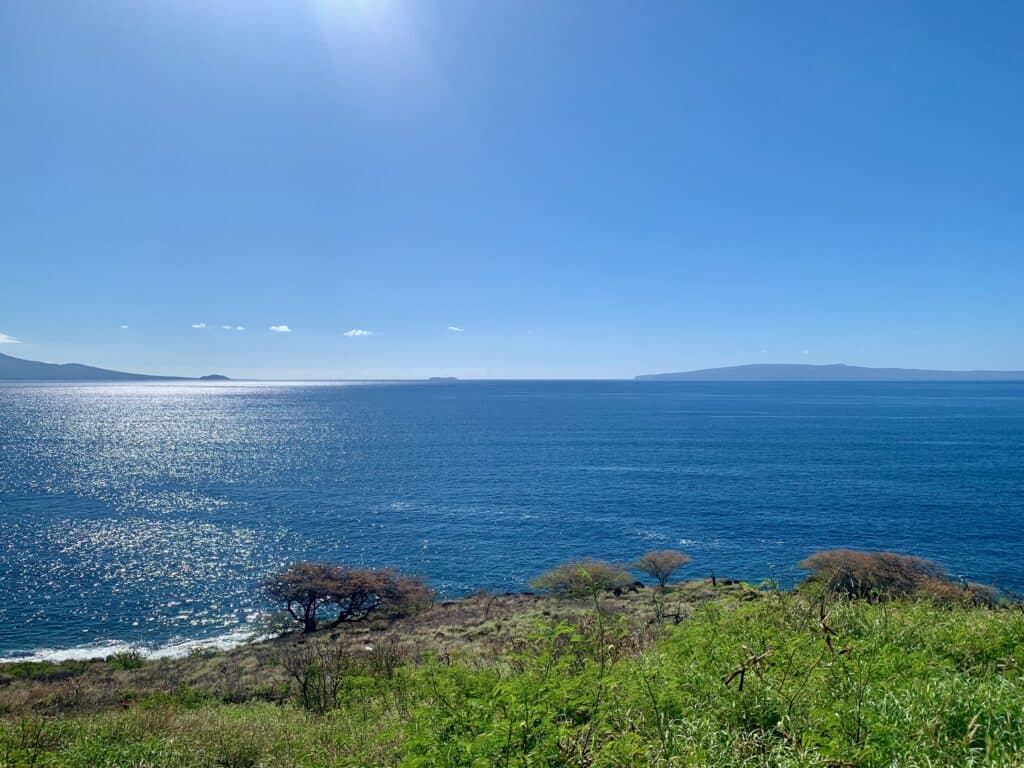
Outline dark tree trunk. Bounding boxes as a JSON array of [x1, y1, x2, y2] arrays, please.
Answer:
[[303, 604, 318, 634]]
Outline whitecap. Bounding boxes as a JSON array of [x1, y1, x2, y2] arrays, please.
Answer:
[[0, 624, 273, 664]]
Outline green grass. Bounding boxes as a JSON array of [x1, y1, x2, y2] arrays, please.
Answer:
[[3, 592, 1024, 766], [0, 662, 89, 682]]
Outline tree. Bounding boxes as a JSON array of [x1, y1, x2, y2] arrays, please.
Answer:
[[262, 562, 433, 634], [635, 549, 691, 590], [529, 559, 633, 606]]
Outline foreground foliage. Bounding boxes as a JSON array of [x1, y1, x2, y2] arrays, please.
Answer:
[[3, 590, 1024, 767]]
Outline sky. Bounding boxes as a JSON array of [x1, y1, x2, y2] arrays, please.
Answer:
[[2, 1, 1022, 379]]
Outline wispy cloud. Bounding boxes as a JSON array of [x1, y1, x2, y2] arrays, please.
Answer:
[[269, 325, 292, 333], [447, 326, 464, 333], [235, 326, 245, 332], [120, 325, 129, 330], [343, 329, 374, 337], [0, 332, 21, 344], [191, 323, 206, 329], [222, 325, 233, 330]]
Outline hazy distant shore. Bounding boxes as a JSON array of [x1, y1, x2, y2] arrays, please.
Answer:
[[638, 363, 1024, 381]]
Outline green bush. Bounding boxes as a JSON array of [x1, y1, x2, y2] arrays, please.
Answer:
[[529, 559, 633, 604], [107, 650, 146, 671]]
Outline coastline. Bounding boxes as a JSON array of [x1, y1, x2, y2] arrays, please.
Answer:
[[0, 625, 271, 666], [0, 581, 739, 671], [4, 579, 1023, 766]]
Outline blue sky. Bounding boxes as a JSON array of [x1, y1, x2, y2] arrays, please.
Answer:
[[2, 1, 1022, 378]]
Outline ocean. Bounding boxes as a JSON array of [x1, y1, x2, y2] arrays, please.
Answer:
[[2, 379, 1023, 660]]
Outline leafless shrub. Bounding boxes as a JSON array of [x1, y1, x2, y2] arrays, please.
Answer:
[[277, 642, 355, 713], [366, 637, 407, 679]]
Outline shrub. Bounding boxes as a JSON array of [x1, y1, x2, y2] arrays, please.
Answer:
[[916, 577, 1001, 607], [529, 559, 632, 605], [797, 549, 1001, 605], [366, 637, 407, 679], [635, 549, 691, 589], [107, 650, 145, 671], [278, 642, 355, 714], [213, 736, 261, 768], [263, 562, 434, 634]]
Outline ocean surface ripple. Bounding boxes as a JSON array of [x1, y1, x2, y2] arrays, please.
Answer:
[[2, 380, 1023, 659]]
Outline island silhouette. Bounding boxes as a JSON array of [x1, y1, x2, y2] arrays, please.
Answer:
[[0, 351, 228, 381], [637, 363, 1024, 381]]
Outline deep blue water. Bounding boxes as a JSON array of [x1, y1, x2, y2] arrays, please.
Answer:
[[2, 380, 1023, 659]]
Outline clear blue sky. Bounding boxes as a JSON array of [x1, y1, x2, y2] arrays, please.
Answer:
[[2, 1, 1022, 378]]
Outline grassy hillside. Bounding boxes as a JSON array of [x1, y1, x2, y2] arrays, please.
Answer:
[[2, 582, 1023, 767]]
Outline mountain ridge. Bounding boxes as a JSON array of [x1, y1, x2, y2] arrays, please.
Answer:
[[636, 363, 1024, 382], [0, 351, 225, 381]]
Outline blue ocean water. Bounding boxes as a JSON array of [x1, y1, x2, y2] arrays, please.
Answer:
[[1, 379, 1023, 659]]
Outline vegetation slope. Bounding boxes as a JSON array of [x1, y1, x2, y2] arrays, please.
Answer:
[[2, 575, 1023, 767]]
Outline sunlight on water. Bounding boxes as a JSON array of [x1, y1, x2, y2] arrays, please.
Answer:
[[2, 380, 1024, 658]]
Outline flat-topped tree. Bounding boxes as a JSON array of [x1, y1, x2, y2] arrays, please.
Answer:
[[635, 550, 692, 590], [263, 562, 433, 634]]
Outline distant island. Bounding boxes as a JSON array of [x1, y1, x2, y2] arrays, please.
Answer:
[[426, 376, 459, 382], [0, 351, 227, 382], [637, 363, 1024, 382]]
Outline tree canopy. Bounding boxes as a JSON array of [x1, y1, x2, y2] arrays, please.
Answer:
[[529, 559, 633, 603], [635, 549, 691, 589], [263, 562, 433, 633]]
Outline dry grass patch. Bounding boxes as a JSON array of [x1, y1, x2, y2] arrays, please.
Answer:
[[0, 580, 750, 717]]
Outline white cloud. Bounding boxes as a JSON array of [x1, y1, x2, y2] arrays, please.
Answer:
[[222, 325, 233, 330], [269, 325, 292, 333], [235, 326, 245, 332], [0, 332, 21, 344], [343, 329, 374, 337], [120, 325, 129, 330], [191, 323, 206, 329], [447, 326, 464, 333]]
